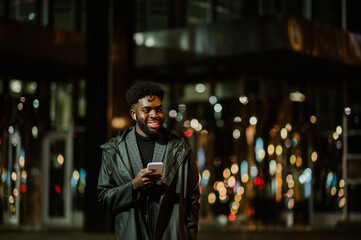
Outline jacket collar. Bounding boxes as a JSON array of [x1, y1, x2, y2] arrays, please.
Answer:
[[107, 126, 189, 185], [125, 127, 168, 178]]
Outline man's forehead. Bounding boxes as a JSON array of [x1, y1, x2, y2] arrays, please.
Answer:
[[134, 95, 162, 107], [139, 95, 161, 103]]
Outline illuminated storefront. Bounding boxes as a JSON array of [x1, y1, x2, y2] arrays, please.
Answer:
[[1, 0, 361, 231]]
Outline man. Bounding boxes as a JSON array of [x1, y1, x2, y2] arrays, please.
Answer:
[[97, 81, 200, 240]]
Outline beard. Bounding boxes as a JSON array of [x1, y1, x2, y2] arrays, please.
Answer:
[[137, 118, 163, 137]]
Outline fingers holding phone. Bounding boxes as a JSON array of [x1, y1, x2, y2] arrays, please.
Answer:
[[146, 162, 164, 182], [132, 163, 164, 190]]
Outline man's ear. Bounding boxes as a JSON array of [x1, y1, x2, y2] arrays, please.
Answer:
[[130, 109, 137, 121]]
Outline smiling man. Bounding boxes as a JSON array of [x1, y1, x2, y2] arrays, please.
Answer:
[[97, 81, 200, 240]]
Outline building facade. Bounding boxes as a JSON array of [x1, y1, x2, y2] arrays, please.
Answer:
[[0, 0, 360, 231]]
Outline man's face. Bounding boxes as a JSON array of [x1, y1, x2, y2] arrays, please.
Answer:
[[132, 95, 164, 137]]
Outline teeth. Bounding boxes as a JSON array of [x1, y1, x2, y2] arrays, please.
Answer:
[[148, 122, 160, 128]]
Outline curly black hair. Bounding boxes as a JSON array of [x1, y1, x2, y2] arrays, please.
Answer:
[[125, 81, 165, 107]]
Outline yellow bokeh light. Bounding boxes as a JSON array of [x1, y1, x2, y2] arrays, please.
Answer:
[[332, 132, 339, 140], [11, 172, 17, 181], [338, 189, 344, 198], [232, 129, 241, 139], [286, 174, 293, 183], [231, 164, 239, 174], [234, 194, 242, 202], [10, 204, 16, 212], [331, 187, 337, 196], [237, 186, 245, 195], [288, 180, 294, 189], [13, 188, 19, 197], [21, 170, 27, 179], [223, 168, 231, 179], [258, 149, 265, 160], [285, 123, 292, 131], [280, 128, 288, 139], [216, 182, 225, 192], [228, 176, 236, 187], [339, 179, 345, 188], [290, 155, 296, 165], [339, 197, 346, 208], [249, 116, 258, 125], [208, 193, 216, 204], [9, 196, 14, 204], [232, 201, 240, 210], [231, 208, 238, 214], [310, 115, 317, 124], [190, 119, 199, 129], [267, 144, 275, 155], [73, 170, 80, 180], [111, 117, 128, 129], [219, 187, 227, 196], [336, 126, 342, 135], [19, 156, 25, 168], [241, 174, 249, 183], [311, 151, 318, 162], [275, 145, 283, 156], [57, 154, 64, 165]]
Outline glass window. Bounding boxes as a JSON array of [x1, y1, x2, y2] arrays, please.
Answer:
[[215, 0, 242, 22], [215, 80, 242, 100], [9, 0, 37, 23], [187, 0, 213, 25], [53, 0, 76, 31], [165, 75, 350, 225], [49, 82, 73, 131], [311, 84, 343, 213], [184, 82, 211, 102], [149, 0, 169, 30], [49, 140, 66, 217], [135, 0, 170, 32]]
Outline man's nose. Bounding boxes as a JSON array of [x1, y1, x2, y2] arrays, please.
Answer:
[[149, 109, 157, 117]]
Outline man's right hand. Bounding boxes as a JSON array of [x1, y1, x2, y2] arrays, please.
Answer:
[[131, 168, 164, 190]]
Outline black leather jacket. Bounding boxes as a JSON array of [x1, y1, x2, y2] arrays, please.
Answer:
[[97, 127, 200, 239]]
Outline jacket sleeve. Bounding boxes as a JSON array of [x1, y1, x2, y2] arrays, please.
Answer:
[[185, 150, 200, 240], [97, 150, 139, 211]]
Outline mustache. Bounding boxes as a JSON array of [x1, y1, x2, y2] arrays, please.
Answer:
[[146, 118, 161, 122]]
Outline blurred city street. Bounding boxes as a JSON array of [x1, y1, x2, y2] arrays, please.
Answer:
[[2, 1, 361, 239], [1, 225, 361, 240]]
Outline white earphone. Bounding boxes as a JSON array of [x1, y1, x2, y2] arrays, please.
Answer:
[[134, 115, 137, 121]]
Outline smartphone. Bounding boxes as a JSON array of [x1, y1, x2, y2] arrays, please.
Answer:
[[147, 162, 163, 174]]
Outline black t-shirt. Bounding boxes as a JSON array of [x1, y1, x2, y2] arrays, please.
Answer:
[[135, 132, 156, 168]]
